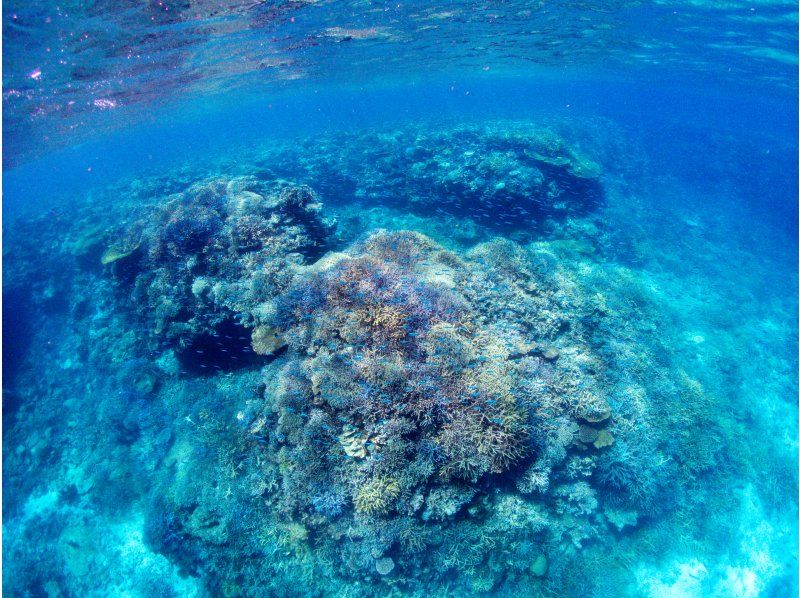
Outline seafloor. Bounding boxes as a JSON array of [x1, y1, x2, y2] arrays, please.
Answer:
[[3, 118, 797, 597]]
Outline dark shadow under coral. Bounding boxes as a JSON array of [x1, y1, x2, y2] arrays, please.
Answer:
[[176, 319, 278, 375]]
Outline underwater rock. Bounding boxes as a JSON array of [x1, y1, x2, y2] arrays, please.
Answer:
[[100, 243, 139, 266], [133, 370, 158, 395], [69, 224, 107, 261], [543, 346, 560, 361], [260, 122, 604, 232], [605, 507, 638, 532], [531, 554, 548, 577]]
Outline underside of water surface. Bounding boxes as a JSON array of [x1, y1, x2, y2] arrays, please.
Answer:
[[2, 2, 798, 597]]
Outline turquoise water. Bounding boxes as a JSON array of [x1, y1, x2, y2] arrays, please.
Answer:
[[3, 2, 798, 597]]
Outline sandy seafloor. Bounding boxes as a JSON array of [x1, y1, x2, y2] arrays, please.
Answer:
[[2, 90, 798, 597]]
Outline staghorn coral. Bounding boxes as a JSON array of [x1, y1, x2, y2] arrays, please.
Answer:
[[354, 476, 402, 516], [517, 462, 552, 495]]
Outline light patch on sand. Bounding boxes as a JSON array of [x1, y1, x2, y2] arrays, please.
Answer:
[[22, 489, 60, 520], [110, 518, 201, 597], [686, 332, 706, 344], [633, 485, 794, 597]]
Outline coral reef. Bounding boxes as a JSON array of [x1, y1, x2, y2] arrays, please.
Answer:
[[107, 177, 336, 367], [235, 229, 620, 581], [3, 119, 796, 597], [255, 122, 605, 233]]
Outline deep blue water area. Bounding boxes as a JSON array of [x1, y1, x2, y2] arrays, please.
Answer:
[[3, 2, 798, 596]]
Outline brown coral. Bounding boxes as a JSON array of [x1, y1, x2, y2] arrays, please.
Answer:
[[354, 476, 401, 515], [339, 425, 369, 459], [251, 325, 286, 356]]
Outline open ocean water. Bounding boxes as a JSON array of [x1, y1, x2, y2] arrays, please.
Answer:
[[2, 2, 798, 597]]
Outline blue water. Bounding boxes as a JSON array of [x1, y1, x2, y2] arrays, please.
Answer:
[[3, 2, 798, 597]]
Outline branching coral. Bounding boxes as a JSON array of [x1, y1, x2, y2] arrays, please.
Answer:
[[353, 476, 401, 516], [259, 122, 605, 232], [255, 229, 613, 578]]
